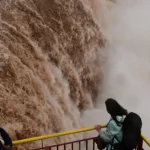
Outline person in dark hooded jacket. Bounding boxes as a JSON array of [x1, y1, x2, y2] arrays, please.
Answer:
[[0, 128, 12, 150], [94, 98, 128, 150]]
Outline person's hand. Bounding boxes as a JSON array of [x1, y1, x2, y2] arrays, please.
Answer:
[[94, 125, 101, 132]]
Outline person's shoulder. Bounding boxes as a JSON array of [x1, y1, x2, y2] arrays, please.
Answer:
[[108, 119, 121, 130], [107, 119, 116, 128], [108, 119, 117, 126]]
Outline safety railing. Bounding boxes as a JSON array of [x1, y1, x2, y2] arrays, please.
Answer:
[[32, 137, 95, 150], [31, 137, 146, 150], [12, 125, 150, 150], [31, 137, 95, 150]]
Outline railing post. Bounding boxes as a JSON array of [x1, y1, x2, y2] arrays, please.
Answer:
[[86, 140, 88, 150], [93, 138, 95, 150], [137, 137, 143, 150], [79, 141, 81, 150], [41, 139, 44, 150], [71, 143, 73, 150]]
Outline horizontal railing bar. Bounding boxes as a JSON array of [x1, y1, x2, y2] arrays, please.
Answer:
[[13, 125, 106, 145]]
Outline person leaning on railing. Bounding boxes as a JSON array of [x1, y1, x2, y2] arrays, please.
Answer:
[[0, 128, 12, 150], [94, 98, 128, 150]]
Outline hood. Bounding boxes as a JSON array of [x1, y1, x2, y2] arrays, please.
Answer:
[[116, 115, 126, 123]]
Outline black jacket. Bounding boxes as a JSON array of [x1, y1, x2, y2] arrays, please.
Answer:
[[0, 128, 12, 150]]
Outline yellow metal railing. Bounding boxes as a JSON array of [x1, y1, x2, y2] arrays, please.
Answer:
[[141, 134, 150, 147], [13, 125, 107, 145], [12, 124, 150, 147]]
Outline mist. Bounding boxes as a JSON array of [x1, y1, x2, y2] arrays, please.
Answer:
[[83, 0, 150, 149]]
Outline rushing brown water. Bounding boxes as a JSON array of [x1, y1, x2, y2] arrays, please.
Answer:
[[0, 0, 108, 149], [1, 0, 150, 149]]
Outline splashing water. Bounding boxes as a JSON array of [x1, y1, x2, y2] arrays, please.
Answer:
[[83, 0, 150, 149]]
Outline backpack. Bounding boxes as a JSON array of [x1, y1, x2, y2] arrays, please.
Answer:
[[113, 112, 142, 150]]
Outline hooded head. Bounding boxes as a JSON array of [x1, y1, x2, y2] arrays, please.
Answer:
[[105, 98, 127, 123]]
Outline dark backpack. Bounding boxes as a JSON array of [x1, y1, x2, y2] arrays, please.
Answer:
[[113, 112, 142, 150]]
